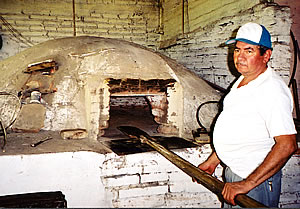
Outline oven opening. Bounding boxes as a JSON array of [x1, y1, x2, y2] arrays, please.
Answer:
[[102, 96, 159, 138]]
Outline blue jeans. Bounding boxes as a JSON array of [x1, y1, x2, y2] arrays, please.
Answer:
[[223, 167, 282, 208]]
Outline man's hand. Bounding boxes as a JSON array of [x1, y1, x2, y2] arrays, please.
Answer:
[[198, 160, 216, 175], [222, 180, 253, 205], [192, 160, 216, 183], [192, 152, 220, 183]]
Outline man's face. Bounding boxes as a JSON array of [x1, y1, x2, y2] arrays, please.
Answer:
[[233, 41, 271, 77]]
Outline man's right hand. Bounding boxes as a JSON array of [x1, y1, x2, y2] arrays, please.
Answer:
[[192, 152, 220, 183], [198, 161, 217, 175]]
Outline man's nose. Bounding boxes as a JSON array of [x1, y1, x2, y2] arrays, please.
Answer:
[[237, 51, 245, 60]]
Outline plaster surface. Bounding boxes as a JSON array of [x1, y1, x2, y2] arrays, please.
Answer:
[[0, 36, 221, 140]]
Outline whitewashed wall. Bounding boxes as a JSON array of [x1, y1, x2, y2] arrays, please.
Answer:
[[0, 0, 160, 60], [0, 147, 299, 208], [160, 3, 292, 89], [0, 151, 108, 207]]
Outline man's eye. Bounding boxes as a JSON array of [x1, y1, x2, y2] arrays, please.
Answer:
[[247, 50, 253, 53], [234, 49, 240, 53]]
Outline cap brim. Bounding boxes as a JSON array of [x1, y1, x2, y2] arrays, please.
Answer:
[[225, 39, 237, 45], [225, 38, 260, 46]]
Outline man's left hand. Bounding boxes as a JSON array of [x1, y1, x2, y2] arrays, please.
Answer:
[[222, 181, 252, 205]]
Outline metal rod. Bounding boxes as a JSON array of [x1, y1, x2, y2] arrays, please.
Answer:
[[30, 137, 52, 147], [117, 126, 267, 208]]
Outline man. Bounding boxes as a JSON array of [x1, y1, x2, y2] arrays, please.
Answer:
[[194, 22, 298, 207]]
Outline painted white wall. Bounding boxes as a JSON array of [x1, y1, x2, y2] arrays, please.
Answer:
[[0, 151, 110, 208], [0, 147, 223, 208], [0, 147, 299, 208]]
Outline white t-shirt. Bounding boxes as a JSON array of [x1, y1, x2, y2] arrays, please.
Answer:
[[213, 67, 296, 178]]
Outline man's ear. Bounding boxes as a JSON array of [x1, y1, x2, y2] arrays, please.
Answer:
[[263, 49, 272, 64]]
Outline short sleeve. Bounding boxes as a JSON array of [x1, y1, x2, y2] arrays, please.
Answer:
[[258, 81, 296, 137]]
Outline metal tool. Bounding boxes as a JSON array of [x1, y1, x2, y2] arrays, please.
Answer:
[[30, 137, 52, 147], [117, 126, 267, 208]]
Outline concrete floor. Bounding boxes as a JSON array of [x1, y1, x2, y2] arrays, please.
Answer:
[[0, 130, 111, 156]]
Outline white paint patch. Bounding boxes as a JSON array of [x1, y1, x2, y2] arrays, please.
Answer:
[[0, 151, 110, 208]]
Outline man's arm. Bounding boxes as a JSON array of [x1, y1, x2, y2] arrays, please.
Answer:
[[222, 134, 298, 205]]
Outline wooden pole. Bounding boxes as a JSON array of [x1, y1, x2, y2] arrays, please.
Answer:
[[72, 0, 76, 37], [182, 0, 184, 35], [117, 126, 267, 208]]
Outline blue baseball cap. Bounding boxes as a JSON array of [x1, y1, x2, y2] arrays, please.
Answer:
[[225, 22, 272, 49]]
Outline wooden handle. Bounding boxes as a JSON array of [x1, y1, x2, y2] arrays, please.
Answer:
[[117, 126, 267, 208]]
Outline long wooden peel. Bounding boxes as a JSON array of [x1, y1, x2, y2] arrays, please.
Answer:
[[117, 126, 267, 208]]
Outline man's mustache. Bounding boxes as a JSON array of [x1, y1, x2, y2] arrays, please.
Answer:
[[236, 62, 247, 66]]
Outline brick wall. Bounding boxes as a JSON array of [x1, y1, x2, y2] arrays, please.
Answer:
[[0, 148, 299, 207], [160, 3, 292, 89], [100, 145, 300, 208], [101, 145, 223, 207], [110, 96, 148, 107], [0, 0, 160, 60], [0, 1, 294, 90], [281, 153, 300, 208]]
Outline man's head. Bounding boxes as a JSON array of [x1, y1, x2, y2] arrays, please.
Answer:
[[226, 23, 272, 78]]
